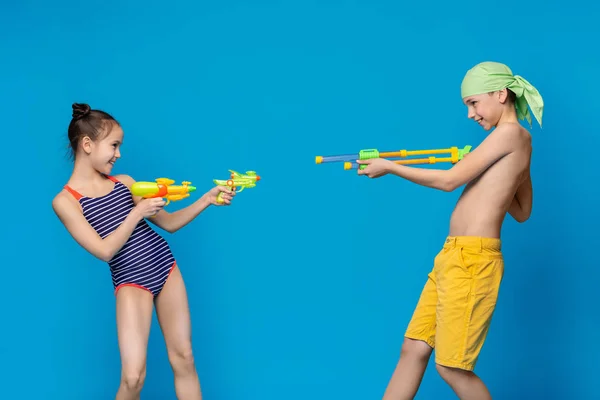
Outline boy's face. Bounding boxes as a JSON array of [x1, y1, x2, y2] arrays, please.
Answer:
[[83, 123, 124, 175], [463, 92, 504, 131]]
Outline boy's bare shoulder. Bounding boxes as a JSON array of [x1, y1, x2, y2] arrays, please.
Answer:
[[492, 122, 531, 149]]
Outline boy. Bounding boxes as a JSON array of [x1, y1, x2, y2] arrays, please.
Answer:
[[357, 61, 543, 399]]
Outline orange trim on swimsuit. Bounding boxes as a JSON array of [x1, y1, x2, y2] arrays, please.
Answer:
[[113, 261, 177, 296], [63, 175, 118, 200], [63, 185, 83, 200]]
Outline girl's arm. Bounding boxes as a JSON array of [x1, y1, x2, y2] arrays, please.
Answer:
[[116, 174, 235, 234], [52, 192, 163, 262]]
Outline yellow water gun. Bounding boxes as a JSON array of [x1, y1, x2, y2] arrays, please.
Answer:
[[131, 178, 196, 205]]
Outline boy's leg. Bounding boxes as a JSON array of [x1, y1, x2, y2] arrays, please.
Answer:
[[382, 338, 433, 400], [436, 365, 492, 400], [383, 268, 438, 400], [433, 237, 504, 400]]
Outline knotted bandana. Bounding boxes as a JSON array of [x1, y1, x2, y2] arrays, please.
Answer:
[[461, 61, 544, 128]]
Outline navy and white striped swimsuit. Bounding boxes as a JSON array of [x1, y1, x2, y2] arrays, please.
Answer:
[[64, 175, 176, 297]]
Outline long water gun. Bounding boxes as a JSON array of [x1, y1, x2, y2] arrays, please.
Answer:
[[315, 145, 472, 170], [131, 178, 196, 205], [213, 170, 260, 204]]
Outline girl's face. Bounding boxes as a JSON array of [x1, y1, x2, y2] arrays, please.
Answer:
[[82, 123, 124, 175]]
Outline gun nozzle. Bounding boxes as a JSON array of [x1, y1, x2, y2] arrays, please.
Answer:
[[256, 175, 261, 181]]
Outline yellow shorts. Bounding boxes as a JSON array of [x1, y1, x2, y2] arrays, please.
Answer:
[[404, 236, 504, 371]]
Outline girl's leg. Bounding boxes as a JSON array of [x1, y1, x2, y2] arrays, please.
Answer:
[[115, 286, 155, 400], [155, 265, 202, 400]]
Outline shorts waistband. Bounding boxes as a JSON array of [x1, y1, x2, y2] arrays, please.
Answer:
[[443, 236, 501, 251]]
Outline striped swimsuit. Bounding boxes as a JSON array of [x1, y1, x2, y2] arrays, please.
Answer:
[[64, 175, 176, 297]]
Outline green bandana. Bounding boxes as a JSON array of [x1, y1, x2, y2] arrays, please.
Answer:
[[461, 61, 544, 128]]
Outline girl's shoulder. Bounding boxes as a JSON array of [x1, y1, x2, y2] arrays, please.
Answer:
[[52, 187, 83, 220], [110, 174, 136, 189]]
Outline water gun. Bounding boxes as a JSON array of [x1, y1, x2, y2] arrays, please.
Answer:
[[131, 178, 196, 205], [213, 170, 260, 204], [315, 145, 472, 170]]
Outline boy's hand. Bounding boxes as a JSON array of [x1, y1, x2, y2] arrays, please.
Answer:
[[356, 158, 393, 178]]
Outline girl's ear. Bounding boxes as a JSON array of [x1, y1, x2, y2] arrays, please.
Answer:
[[81, 136, 93, 155]]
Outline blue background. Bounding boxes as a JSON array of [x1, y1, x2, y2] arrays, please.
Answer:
[[2, 0, 599, 399]]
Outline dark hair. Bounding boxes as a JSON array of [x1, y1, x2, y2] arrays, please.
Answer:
[[506, 88, 516, 104], [67, 103, 119, 160], [489, 89, 516, 104]]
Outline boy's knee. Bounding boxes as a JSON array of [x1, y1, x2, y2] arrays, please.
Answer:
[[436, 363, 474, 383], [401, 337, 432, 362]]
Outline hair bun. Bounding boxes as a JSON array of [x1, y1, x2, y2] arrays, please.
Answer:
[[72, 103, 91, 120]]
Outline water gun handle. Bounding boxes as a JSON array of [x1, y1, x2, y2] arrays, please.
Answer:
[[216, 187, 237, 204], [357, 149, 380, 170]]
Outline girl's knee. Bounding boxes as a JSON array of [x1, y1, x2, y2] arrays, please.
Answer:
[[121, 368, 146, 392], [168, 345, 196, 374], [401, 337, 432, 361]]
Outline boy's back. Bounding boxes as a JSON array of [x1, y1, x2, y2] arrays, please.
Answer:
[[450, 122, 532, 238]]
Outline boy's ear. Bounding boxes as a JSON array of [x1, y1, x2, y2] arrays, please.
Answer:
[[497, 88, 509, 104]]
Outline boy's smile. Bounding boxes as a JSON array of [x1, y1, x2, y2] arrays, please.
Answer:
[[463, 93, 500, 131]]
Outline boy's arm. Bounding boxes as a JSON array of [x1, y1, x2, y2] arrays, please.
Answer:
[[365, 124, 526, 191], [508, 174, 533, 222]]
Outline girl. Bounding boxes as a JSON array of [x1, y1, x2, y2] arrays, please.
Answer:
[[52, 103, 234, 400]]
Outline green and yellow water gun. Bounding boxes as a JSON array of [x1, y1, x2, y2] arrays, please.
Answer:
[[316, 145, 472, 170], [213, 170, 260, 204]]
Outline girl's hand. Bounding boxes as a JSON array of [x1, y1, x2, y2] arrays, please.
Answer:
[[356, 158, 394, 178], [134, 198, 166, 218], [205, 186, 236, 206]]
